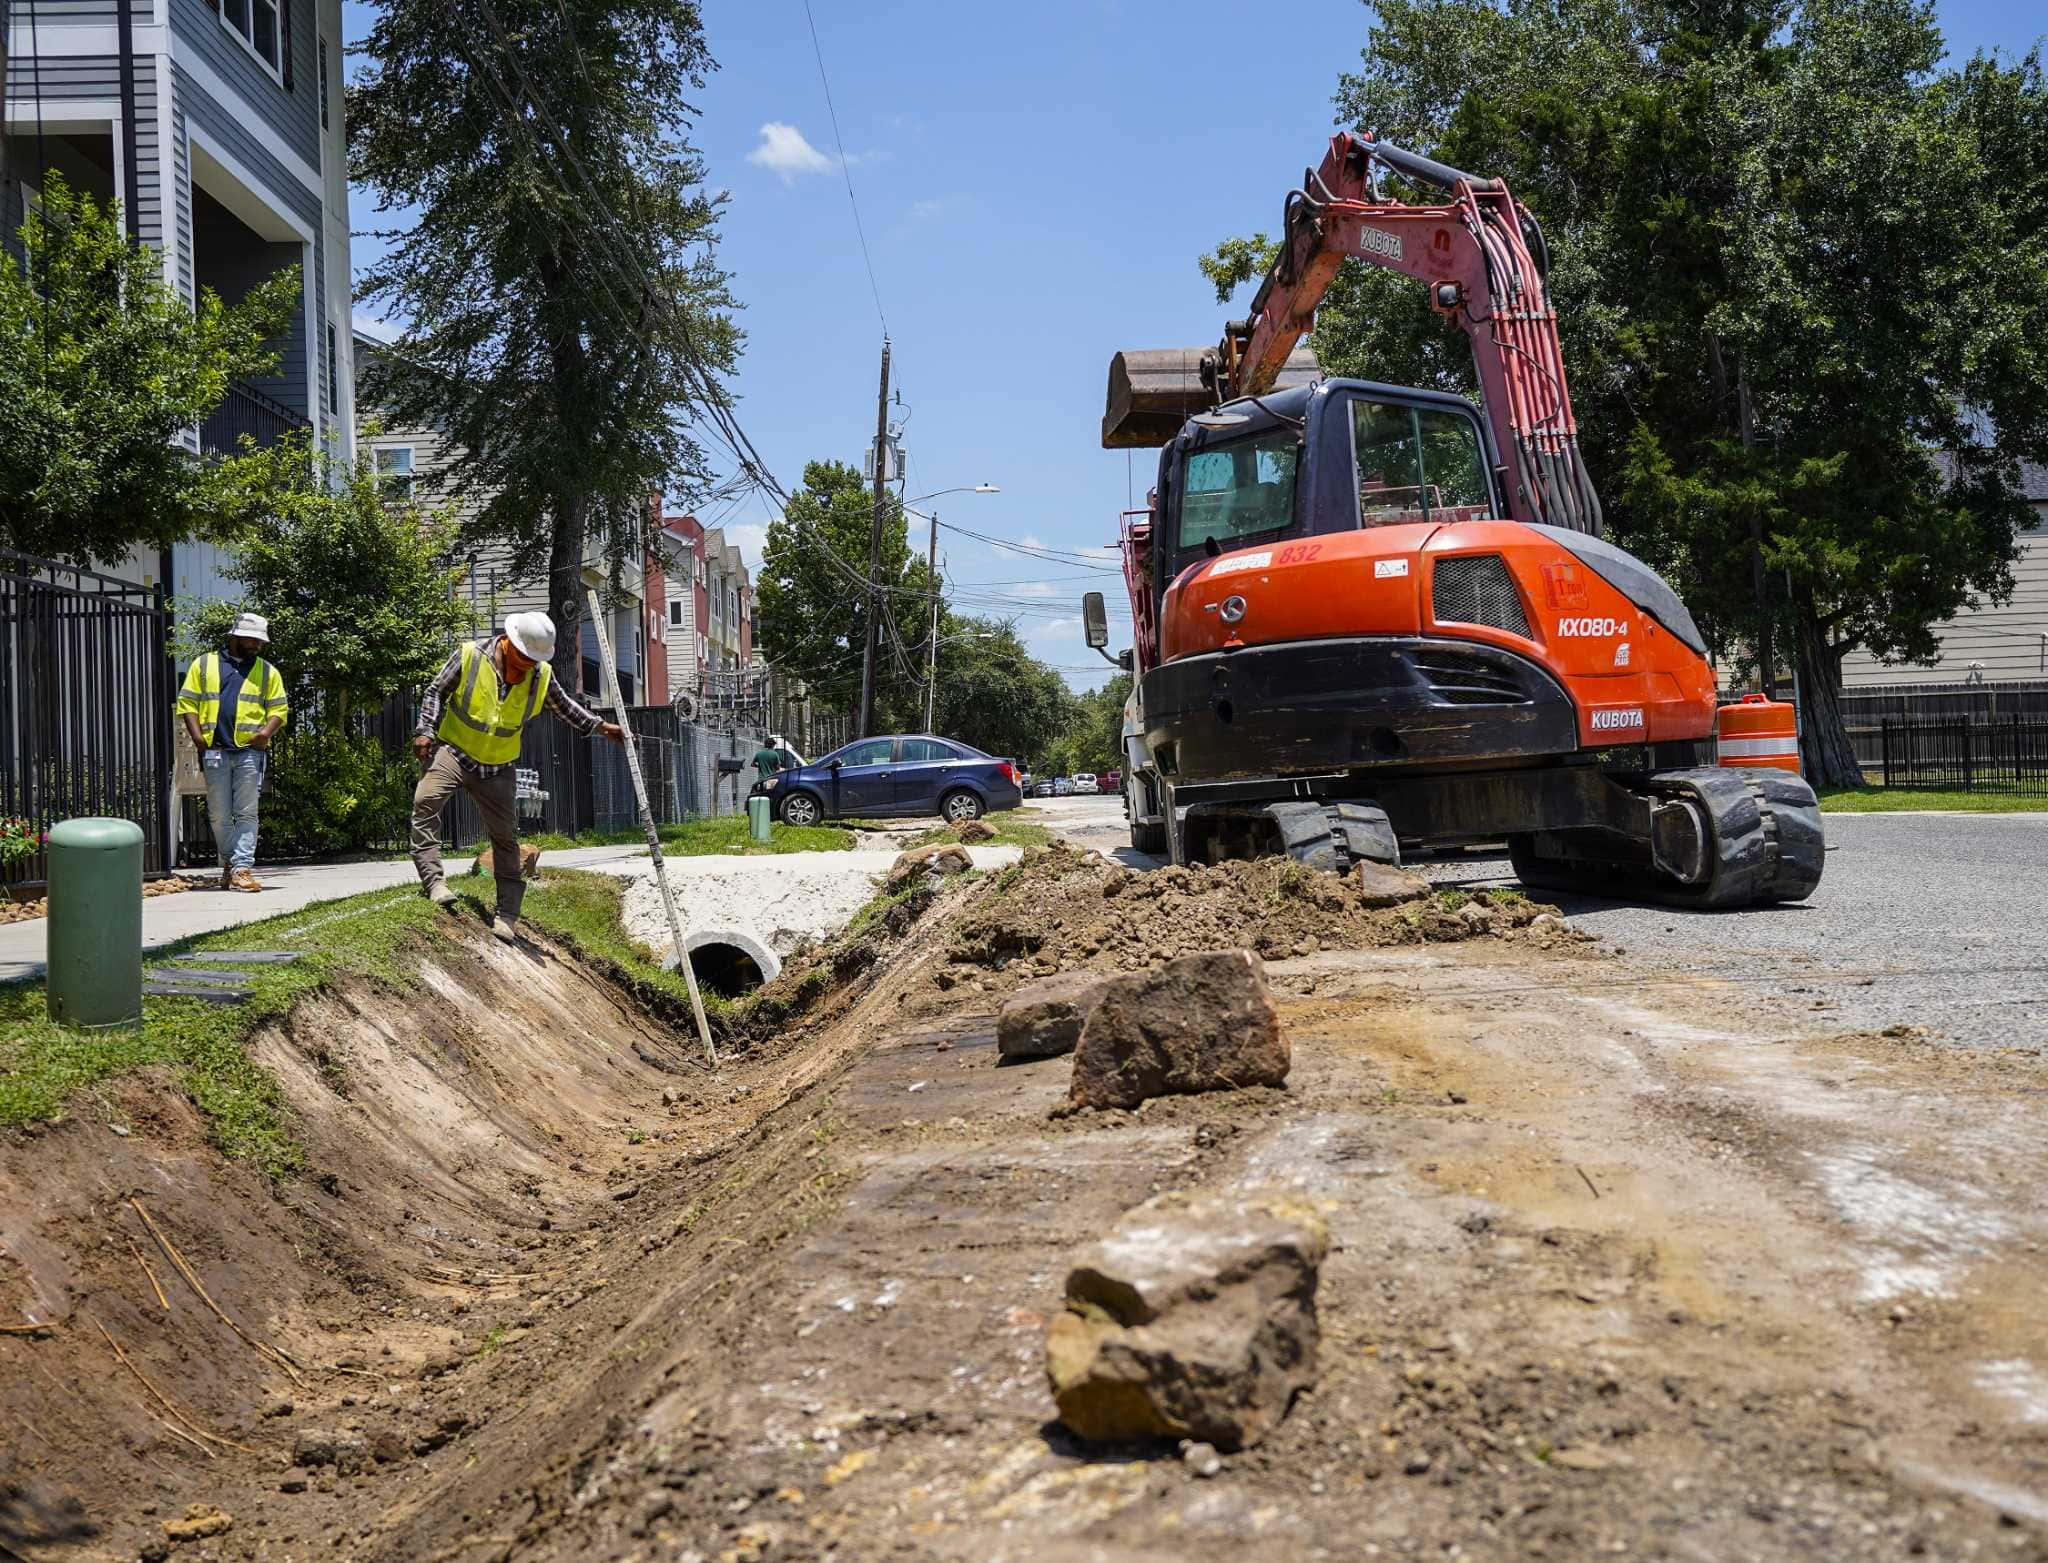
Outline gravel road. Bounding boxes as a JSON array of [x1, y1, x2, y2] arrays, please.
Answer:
[[1032, 795, 2048, 1053]]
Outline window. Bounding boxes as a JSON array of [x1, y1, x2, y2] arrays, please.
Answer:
[[833, 738, 894, 767], [668, 598, 684, 628], [899, 738, 956, 763], [374, 445, 414, 499], [318, 36, 329, 127], [1179, 430, 1300, 549], [325, 321, 338, 415], [221, 0, 284, 81], [1350, 401, 1489, 524]]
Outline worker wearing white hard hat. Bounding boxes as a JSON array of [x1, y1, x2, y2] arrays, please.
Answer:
[[410, 612, 626, 942], [175, 610, 290, 892]]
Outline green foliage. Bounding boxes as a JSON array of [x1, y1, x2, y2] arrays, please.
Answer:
[[514, 815, 853, 854], [755, 461, 936, 721], [1818, 787, 2048, 813], [0, 817, 44, 867], [926, 616, 1079, 762], [348, 0, 738, 678], [179, 442, 477, 717], [0, 173, 300, 564], [1062, 673, 1131, 773], [1208, 0, 2048, 785], [252, 730, 417, 858]]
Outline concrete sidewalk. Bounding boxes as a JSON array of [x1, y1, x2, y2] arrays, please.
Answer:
[[0, 844, 653, 984]]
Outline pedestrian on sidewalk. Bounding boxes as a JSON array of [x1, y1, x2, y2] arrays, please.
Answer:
[[412, 612, 625, 943], [176, 612, 289, 892]]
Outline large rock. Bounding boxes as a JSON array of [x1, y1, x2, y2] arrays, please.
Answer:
[[885, 843, 972, 892], [1068, 951, 1285, 1110], [1350, 859, 1430, 908], [1045, 1189, 1328, 1449], [998, 973, 1106, 1060], [951, 818, 997, 844]]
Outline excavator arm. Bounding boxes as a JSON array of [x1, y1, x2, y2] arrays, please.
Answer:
[[1107, 132, 1603, 537]]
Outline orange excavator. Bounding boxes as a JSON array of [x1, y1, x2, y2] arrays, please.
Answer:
[[1085, 132, 1823, 906]]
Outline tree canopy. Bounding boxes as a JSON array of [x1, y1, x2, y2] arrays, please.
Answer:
[[1203, 0, 2048, 784], [0, 174, 298, 565], [348, 0, 738, 689]]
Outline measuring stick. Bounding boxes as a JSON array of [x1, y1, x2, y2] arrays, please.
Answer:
[[586, 588, 717, 1066]]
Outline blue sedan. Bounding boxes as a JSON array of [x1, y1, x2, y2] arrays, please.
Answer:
[[761, 734, 1024, 826]]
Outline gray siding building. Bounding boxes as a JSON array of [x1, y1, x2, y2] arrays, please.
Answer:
[[6, 0, 354, 605]]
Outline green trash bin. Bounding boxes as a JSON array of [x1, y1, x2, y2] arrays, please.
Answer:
[[747, 794, 772, 844], [45, 816, 144, 1031]]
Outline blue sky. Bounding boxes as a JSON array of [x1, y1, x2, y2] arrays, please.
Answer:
[[344, 0, 2042, 691]]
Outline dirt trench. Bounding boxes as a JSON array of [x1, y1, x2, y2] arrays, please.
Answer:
[[5, 854, 2048, 1563]]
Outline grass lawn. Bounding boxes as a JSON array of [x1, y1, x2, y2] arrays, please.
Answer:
[[518, 815, 853, 855], [910, 807, 1055, 851], [1817, 787, 2048, 814], [0, 869, 705, 1177]]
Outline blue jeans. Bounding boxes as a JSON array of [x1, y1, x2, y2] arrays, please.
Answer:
[[201, 747, 267, 870]]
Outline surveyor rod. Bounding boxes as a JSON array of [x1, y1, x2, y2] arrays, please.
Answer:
[[585, 587, 717, 1066]]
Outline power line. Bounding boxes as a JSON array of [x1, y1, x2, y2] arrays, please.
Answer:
[[800, 0, 886, 333]]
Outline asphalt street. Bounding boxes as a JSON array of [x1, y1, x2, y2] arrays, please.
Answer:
[[1032, 794, 2048, 1053]]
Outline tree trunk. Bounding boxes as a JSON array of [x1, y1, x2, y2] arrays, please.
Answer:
[[1794, 609, 1863, 790], [548, 495, 587, 695]]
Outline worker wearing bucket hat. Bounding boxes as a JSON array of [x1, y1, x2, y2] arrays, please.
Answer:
[[175, 612, 289, 891], [411, 612, 625, 941]]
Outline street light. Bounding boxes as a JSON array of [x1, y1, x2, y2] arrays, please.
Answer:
[[899, 485, 1000, 732]]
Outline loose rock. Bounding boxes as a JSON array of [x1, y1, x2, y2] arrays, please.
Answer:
[[1350, 860, 1431, 908], [1068, 951, 1286, 1110], [163, 1504, 233, 1542], [951, 818, 997, 844], [1045, 1187, 1328, 1450], [292, 1428, 370, 1472], [997, 972, 1106, 1061], [886, 843, 972, 892]]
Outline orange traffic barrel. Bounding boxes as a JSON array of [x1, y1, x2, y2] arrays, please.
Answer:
[[1717, 693, 1801, 774]]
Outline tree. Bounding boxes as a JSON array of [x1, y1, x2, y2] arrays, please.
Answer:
[[1060, 673, 1130, 773], [1204, 0, 2048, 785], [927, 617, 1079, 764], [753, 460, 936, 723], [348, 0, 739, 693], [179, 439, 476, 717], [0, 173, 298, 564]]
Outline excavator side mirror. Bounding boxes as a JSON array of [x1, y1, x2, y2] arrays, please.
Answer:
[[1083, 592, 1109, 650], [1118, 649, 1134, 673]]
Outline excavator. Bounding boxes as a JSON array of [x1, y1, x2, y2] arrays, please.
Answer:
[[1084, 132, 1823, 906]]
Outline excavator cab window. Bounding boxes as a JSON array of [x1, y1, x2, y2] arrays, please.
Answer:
[[1350, 401, 1491, 527], [1177, 430, 1301, 552]]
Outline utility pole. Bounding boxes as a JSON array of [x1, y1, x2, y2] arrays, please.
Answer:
[[922, 511, 940, 732], [856, 337, 891, 737]]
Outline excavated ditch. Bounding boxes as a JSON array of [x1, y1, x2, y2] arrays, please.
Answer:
[[5, 849, 2048, 1563]]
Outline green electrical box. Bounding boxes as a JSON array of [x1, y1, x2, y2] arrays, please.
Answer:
[[747, 794, 772, 844], [46, 817, 144, 1031]]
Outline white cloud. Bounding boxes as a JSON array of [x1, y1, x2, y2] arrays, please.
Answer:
[[1039, 616, 1081, 638], [1019, 533, 1047, 551], [746, 122, 836, 182], [352, 311, 399, 344], [1007, 581, 1057, 599], [726, 522, 770, 572]]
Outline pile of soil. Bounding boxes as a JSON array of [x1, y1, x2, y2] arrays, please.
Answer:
[[931, 842, 1582, 993]]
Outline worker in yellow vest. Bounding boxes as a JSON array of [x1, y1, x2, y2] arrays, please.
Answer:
[[411, 612, 624, 941], [175, 612, 289, 891]]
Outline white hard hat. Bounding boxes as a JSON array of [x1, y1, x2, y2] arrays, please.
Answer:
[[504, 612, 557, 661], [229, 612, 270, 643]]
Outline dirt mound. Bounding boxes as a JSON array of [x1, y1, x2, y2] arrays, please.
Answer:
[[928, 843, 1577, 1000]]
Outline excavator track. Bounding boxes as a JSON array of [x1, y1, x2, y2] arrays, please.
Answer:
[[1182, 800, 1401, 872], [1508, 767, 1824, 909]]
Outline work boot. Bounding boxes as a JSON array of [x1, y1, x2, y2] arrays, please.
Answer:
[[218, 866, 233, 890], [490, 915, 518, 944], [427, 881, 457, 909], [229, 869, 262, 893]]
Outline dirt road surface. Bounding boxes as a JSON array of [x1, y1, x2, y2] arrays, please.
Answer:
[[5, 838, 2047, 1561]]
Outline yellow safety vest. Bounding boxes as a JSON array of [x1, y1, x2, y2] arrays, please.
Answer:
[[435, 639, 551, 766], [176, 652, 289, 746]]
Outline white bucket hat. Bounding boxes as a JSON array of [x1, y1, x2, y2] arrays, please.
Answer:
[[229, 612, 270, 643], [504, 611, 558, 661]]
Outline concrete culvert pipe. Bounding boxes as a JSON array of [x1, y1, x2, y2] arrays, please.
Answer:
[[662, 928, 781, 998]]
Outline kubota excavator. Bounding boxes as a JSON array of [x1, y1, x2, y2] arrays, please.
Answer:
[[1084, 132, 1823, 906]]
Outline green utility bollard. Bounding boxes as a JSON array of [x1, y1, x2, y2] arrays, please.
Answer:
[[46, 817, 144, 1031], [747, 794, 772, 844]]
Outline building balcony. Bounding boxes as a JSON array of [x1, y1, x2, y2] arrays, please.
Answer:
[[201, 381, 312, 456]]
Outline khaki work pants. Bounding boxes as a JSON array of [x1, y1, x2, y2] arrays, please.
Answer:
[[411, 743, 525, 919]]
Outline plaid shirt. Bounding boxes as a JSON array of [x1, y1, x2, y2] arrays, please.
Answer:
[[417, 639, 605, 773]]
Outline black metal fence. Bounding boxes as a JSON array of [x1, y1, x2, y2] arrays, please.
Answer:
[[1, 549, 174, 889], [199, 381, 311, 456], [1877, 717, 2048, 795]]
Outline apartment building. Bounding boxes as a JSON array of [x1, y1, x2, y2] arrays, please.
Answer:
[[653, 508, 753, 707], [5, 0, 354, 598]]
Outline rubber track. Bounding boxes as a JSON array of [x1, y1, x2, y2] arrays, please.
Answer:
[[1326, 802, 1401, 869], [1509, 766, 1822, 909]]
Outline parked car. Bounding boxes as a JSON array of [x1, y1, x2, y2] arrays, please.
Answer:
[[1098, 769, 1122, 794], [1053, 777, 1076, 797], [1029, 778, 1058, 799], [760, 734, 1023, 826], [1069, 774, 1100, 795]]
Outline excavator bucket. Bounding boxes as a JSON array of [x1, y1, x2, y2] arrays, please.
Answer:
[[1101, 346, 1319, 449]]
